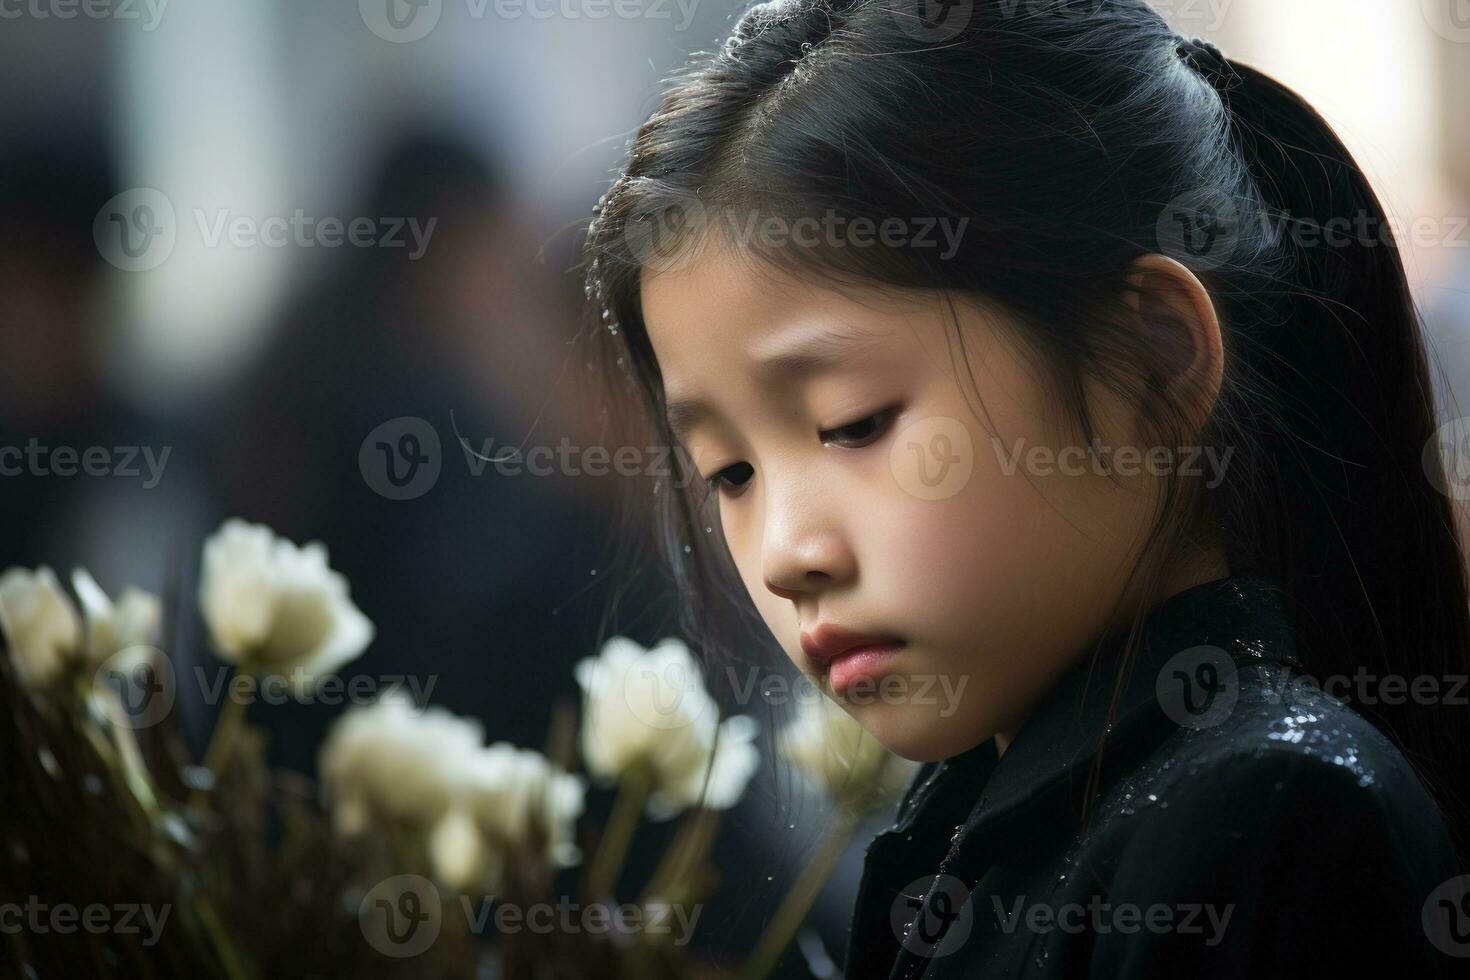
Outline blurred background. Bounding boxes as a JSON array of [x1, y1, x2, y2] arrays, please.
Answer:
[[3, 0, 1469, 975]]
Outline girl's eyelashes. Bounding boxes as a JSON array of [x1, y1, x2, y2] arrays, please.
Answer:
[[702, 404, 902, 497], [819, 404, 901, 448], [706, 461, 754, 496]]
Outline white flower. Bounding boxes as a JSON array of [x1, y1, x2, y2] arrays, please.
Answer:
[[575, 636, 760, 819], [198, 518, 374, 698], [780, 695, 909, 813], [0, 566, 81, 685], [649, 711, 760, 818], [320, 691, 482, 833], [0, 564, 164, 696], [428, 807, 485, 891], [71, 568, 161, 670], [459, 742, 585, 863], [430, 743, 586, 890], [325, 694, 588, 890]]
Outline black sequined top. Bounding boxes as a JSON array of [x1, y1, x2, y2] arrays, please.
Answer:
[[841, 576, 1465, 979]]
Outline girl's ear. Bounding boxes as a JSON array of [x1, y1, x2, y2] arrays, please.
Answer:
[[1123, 253, 1225, 432]]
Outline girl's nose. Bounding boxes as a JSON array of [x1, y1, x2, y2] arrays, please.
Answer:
[[760, 485, 857, 600]]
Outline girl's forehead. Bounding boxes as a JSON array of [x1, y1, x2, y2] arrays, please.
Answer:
[[640, 237, 941, 363]]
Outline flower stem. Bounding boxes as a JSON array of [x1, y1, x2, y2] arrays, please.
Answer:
[[739, 815, 857, 980], [195, 896, 252, 980], [71, 672, 157, 832], [583, 763, 652, 903], [191, 669, 253, 807], [638, 806, 719, 909], [92, 685, 164, 824]]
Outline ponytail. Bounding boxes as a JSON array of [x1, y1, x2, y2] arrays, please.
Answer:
[[1208, 56, 1470, 871]]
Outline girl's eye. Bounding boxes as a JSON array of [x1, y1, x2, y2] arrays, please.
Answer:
[[820, 405, 900, 449], [702, 405, 899, 496], [707, 461, 754, 496]]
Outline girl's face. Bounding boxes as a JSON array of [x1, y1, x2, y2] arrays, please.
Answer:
[[641, 237, 1211, 762]]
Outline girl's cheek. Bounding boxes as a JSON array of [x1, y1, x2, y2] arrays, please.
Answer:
[[868, 431, 1130, 678]]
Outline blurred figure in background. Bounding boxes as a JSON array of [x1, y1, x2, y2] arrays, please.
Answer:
[[0, 139, 118, 565], [214, 129, 670, 774], [0, 138, 217, 596]]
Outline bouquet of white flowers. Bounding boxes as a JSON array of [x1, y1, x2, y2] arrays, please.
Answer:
[[0, 518, 909, 979]]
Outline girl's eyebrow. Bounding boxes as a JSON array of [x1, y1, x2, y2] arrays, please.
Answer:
[[664, 394, 714, 442], [663, 324, 883, 439], [746, 323, 884, 381]]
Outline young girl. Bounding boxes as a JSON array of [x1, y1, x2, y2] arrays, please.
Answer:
[[579, 1, 1470, 976]]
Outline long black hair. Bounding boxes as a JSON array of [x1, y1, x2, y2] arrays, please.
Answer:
[[578, 0, 1470, 869]]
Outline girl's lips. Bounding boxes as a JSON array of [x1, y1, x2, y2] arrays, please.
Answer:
[[826, 642, 906, 696], [799, 623, 907, 694]]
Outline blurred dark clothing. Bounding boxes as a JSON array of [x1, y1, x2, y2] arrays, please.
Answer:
[[846, 577, 1462, 979]]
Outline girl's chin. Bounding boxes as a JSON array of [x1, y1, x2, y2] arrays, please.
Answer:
[[843, 702, 994, 764]]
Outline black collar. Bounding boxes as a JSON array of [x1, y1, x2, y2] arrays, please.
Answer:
[[893, 576, 1303, 843], [967, 575, 1301, 837]]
